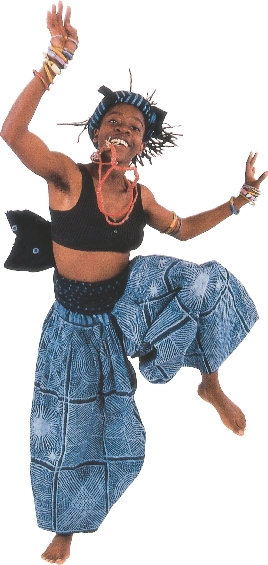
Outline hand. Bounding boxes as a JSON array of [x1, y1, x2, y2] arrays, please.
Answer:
[[245, 152, 268, 189], [47, 1, 78, 50]]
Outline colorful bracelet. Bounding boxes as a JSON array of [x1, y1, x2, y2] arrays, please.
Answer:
[[62, 49, 74, 60], [43, 55, 61, 75], [171, 218, 182, 237], [43, 62, 54, 85], [229, 196, 240, 215], [50, 45, 68, 63], [242, 184, 260, 198], [162, 212, 177, 234], [47, 48, 67, 69], [240, 186, 258, 205], [33, 69, 50, 90], [162, 212, 182, 236], [36, 38, 77, 90]]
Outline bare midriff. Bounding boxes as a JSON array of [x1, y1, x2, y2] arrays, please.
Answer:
[[53, 241, 130, 282]]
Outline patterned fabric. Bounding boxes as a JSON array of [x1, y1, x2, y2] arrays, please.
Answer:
[[53, 265, 129, 314], [113, 255, 258, 378], [31, 302, 145, 534], [30, 255, 258, 533]]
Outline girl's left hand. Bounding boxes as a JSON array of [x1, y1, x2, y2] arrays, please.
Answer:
[[245, 152, 268, 189]]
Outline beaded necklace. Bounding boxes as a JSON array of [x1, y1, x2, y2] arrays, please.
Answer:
[[91, 141, 140, 226]]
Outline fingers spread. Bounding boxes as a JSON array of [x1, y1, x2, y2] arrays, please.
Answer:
[[64, 5, 71, 26], [251, 152, 258, 165], [47, 2, 77, 45], [246, 151, 257, 165]]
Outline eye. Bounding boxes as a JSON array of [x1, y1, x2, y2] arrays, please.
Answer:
[[109, 119, 118, 124], [131, 125, 140, 132]]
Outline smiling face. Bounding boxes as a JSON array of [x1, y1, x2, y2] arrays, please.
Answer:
[[93, 103, 146, 164]]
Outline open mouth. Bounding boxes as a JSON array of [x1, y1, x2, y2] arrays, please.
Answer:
[[106, 137, 129, 147]]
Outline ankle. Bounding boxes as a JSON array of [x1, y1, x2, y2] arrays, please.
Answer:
[[201, 372, 219, 386]]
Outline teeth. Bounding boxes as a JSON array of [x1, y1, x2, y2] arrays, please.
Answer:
[[107, 137, 128, 147]]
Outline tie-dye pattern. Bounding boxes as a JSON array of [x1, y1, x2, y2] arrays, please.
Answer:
[[30, 255, 258, 533]]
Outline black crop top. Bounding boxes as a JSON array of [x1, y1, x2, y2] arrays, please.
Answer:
[[50, 164, 146, 252]]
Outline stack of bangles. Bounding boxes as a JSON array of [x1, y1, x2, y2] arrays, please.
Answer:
[[230, 183, 260, 215], [162, 212, 182, 237], [239, 183, 260, 205], [33, 34, 78, 91]]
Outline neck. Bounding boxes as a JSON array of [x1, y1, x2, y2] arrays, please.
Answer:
[[91, 143, 139, 192]]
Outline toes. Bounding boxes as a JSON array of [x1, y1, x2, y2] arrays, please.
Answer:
[[235, 417, 246, 436]]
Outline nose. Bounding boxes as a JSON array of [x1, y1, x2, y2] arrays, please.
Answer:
[[114, 121, 130, 134]]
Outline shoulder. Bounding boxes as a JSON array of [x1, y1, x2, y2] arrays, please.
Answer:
[[140, 184, 174, 232], [140, 184, 156, 212]]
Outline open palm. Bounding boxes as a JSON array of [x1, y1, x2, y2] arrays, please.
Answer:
[[245, 152, 268, 189]]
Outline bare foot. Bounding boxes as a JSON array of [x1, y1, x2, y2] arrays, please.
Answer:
[[198, 373, 246, 436], [41, 533, 73, 564]]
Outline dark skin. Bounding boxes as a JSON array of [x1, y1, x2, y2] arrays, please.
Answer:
[[1, 3, 268, 563]]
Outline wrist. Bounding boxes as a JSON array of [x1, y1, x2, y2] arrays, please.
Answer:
[[233, 194, 248, 211]]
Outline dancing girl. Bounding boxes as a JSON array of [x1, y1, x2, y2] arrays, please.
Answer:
[[1, 3, 267, 563]]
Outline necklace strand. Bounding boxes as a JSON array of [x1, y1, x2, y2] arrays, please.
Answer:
[[92, 142, 139, 226]]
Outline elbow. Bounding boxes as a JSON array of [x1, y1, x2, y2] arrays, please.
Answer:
[[0, 117, 25, 148], [177, 233, 188, 242], [177, 232, 191, 242], [1, 124, 17, 147], [0, 125, 8, 143], [0, 125, 26, 155]]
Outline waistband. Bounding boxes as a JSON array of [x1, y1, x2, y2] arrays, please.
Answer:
[[53, 265, 129, 315], [54, 300, 112, 326]]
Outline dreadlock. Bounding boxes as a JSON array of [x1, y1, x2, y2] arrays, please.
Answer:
[[58, 85, 181, 166]]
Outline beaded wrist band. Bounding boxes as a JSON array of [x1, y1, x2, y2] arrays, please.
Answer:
[[229, 196, 239, 215], [240, 184, 260, 206], [242, 184, 260, 197]]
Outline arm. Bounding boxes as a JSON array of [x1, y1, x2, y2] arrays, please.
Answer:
[[142, 152, 268, 241], [0, 2, 79, 188]]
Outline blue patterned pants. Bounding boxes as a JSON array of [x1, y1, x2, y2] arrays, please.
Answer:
[[30, 255, 258, 533]]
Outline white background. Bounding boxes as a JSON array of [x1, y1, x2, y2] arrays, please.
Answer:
[[1, 1, 267, 563]]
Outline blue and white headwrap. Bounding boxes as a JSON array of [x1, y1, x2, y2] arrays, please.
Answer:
[[88, 86, 167, 145], [58, 85, 180, 165]]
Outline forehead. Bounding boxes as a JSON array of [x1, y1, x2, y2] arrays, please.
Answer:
[[103, 103, 146, 127]]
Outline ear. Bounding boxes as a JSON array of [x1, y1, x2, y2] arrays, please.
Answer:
[[138, 141, 146, 155], [93, 128, 99, 143]]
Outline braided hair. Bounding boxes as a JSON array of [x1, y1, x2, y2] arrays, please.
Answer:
[[59, 85, 181, 166]]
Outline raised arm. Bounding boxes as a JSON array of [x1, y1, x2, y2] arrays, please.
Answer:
[[0, 2, 79, 187], [142, 152, 268, 240]]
